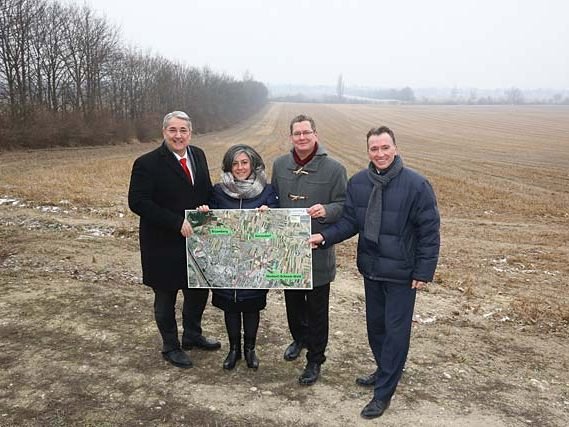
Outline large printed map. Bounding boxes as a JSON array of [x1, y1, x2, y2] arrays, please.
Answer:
[[185, 208, 312, 289]]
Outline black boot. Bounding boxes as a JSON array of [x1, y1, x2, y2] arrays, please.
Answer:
[[243, 311, 260, 370], [223, 312, 242, 370], [244, 336, 259, 370], [223, 336, 241, 370]]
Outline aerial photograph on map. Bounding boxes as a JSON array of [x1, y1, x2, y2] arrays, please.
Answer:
[[185, 208, 312, 289]]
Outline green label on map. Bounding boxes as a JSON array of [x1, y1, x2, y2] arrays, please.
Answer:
[[253, 232, 273, 239], [266, 273, 303, 280], [210, 228, 231, 235]]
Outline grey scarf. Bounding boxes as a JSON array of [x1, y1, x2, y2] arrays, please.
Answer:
[[364, 155, 404, 243], [219, 169, 267, 200]]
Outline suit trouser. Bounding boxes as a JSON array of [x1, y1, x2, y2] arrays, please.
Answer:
[[153, 287, 209, 353], [284, 283, 330, 365], [364, 278, 416, 402]]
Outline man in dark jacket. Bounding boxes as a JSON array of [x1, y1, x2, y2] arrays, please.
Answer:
[[309, 126, 440, 419], [128, 111, 220, 369], [272, 114, 347, 385]]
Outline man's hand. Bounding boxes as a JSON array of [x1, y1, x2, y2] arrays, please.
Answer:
[[257, 205, 269, 212], [308, 233, 324, 249], [411, 280, 427, 290], [307, 204, 326, 219], [180, 219, 193, 237], [196, 205, 210, 213]]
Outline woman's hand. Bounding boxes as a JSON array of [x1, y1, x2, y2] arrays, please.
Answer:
[[196, 205, 210, 213], [257, 205, 269, 212]]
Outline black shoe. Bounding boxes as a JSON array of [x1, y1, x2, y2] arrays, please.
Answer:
[[223, 348, 242, 370], [356, 369, 379, 387], [244, 348, 259, 370], [182, 335, 221, 351], [162, 349, 192, 368], [360, 398, 390, 419], [283, 341, 305, 361], [298, 362, 320, 386]]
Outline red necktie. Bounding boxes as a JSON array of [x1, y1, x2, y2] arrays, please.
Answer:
[[180, 158, 194, 184]]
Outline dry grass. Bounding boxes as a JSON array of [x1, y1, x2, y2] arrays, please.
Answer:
[[1, 103, 569, 425]]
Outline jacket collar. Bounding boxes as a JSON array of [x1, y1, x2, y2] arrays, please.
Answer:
[[160, 141, 191, 182], [286, 144, 327, 173]]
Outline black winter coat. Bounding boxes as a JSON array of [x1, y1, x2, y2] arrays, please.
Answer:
[[128, 142, 212, 290], [210, 183, 279, 307]]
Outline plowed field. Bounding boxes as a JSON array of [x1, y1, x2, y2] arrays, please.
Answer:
[[1, 103, 568, 426]]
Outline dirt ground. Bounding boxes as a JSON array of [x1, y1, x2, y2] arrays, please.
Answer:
[[1, 103, 568, 426]]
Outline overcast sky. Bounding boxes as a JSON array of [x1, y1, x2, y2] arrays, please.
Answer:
[[67, 0, 569, 89]]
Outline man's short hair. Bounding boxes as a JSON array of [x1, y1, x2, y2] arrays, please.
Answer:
[[289, 114, 316, 135], [366, 126, 396, 146], [163, 111, 192, 130]]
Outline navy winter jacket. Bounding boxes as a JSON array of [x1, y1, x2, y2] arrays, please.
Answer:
[[210, 184, 278, 210], [210, 183, 279, 302], [322, 166, 440, 284]]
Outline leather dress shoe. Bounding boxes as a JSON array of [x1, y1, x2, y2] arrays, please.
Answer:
[[356, 369, 379, 387], [360, 398, 390, 419], [182, 336, 221, 351], [162, 349, 192, 368], [298, 362, 320, 386], [283, 341, 305, 361]]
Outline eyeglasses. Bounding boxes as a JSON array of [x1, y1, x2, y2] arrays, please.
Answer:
[[291, 130, 314, 138], [166, 127, 190, 135]]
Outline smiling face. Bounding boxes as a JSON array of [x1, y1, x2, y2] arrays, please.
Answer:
[[163, 117, 191, 156], [231, 152, 252, 180], [368, 132, 397, 170], [290, 120, 318, 159]]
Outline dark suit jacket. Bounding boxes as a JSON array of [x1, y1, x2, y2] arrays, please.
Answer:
[[128, 142, 213, 290]]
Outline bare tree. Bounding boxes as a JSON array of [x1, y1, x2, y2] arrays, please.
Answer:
[[336, 74, 345, 100], [0, 0, 268, 148], [0, 0, 45, 119], [505, 87, 524, 105]]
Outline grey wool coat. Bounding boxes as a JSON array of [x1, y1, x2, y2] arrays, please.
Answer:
[[271, 145, 347, 286]]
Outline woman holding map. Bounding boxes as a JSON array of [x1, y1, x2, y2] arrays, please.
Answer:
[[198, 144, 279, 370]]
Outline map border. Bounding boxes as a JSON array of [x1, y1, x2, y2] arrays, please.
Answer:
[[185, 208, 312, 290]]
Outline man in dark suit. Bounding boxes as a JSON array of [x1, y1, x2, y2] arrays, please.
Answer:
[[128, 110, 220, 368]]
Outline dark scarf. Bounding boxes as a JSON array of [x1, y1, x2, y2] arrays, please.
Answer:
[[364, 155, 404, 243], [293, 142, 319, 166]]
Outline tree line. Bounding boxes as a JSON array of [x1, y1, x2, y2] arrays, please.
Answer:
[[347, 86, 416, 102], [0, 0, 268, 149]]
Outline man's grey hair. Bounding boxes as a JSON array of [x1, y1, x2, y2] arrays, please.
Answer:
[[162, 111, 192, 130]]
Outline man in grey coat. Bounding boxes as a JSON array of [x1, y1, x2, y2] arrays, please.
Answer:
[[271, 114, 347, 385]]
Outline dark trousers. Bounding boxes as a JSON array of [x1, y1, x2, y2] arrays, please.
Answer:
[[364, 278, 416, 402], [153, 287, 209, 353], [284, 283, 330, 364], [224, 311, 260, 346]]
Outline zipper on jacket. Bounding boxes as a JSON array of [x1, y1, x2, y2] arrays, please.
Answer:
[[236, 198, 243, 302]]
